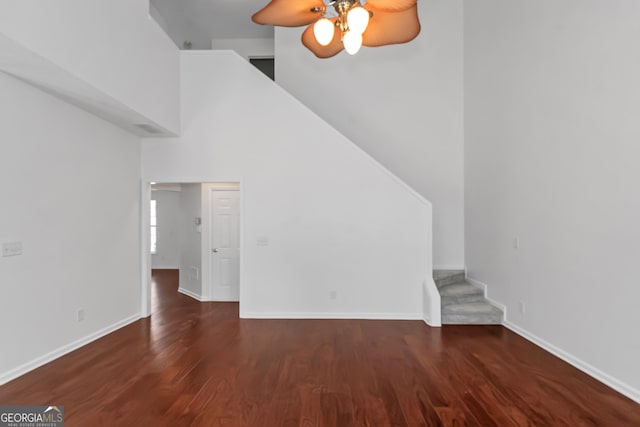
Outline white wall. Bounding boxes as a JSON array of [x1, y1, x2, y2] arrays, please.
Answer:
[[211, 38, 274, 60], [465, 0, 640, 399], [151, 190, 181, 269], [275, 0, 464, 269], [142, 51, 433, 319], [178, 184, 203, 297], [0, 0, 180, 134], [0, 72, 141, 383]]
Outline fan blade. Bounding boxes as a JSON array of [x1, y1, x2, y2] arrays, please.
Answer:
[[364, 0, 417, 12], [362, 5, 421, 47], [301, 20, 344, 58], [252, 0, 324, 27]]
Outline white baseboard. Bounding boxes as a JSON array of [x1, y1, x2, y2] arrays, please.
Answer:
[[177, 288, 237, 303], [465, 277, 507, 318], [423, 317, 442, 328], [486, 296, 507, 319], [178, 287, 204, 301], [466, 276, 639, 404], [433, 264, 465, 271], [504, 320, 640, 404], [240, 312, 423, 320], [465, 277, 487, 294], [0, 314, 141, 386]]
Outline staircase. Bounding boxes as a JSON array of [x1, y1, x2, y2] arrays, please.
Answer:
[[434, 270, 503, 324]]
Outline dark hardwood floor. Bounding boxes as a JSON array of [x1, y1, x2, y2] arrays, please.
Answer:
[[1, 269, 639, 426]]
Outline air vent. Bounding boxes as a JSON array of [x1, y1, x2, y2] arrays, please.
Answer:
[[133, 123, 162, 134]]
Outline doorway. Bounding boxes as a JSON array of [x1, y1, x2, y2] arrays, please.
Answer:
[[209, 186, 240, 301], [140, 181, 242, 317]]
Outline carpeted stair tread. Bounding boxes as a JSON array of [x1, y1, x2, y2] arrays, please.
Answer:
[[442, 301, 503, 324], [439, 282, 485, 306], [433, 270, 465, 288], [444, 302, 501, 314], [439, 282, 483, 297]]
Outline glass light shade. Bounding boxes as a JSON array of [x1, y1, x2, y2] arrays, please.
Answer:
[[347, 6, 370, 35], [313, 18, 334, 46], [343, 31, 363, 55]]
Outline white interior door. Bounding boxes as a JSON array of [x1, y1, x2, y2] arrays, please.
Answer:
[[210, 189, 240, 301]]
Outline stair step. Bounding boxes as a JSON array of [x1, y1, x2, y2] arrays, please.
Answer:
[[439, 283, 485, 306], [442, 302, 503, 325], [433, 270, 465, 288]]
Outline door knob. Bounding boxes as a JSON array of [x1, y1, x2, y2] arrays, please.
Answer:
[[212, 248, 219, 253]]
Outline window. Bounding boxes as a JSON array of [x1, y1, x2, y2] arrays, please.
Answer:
[[150, 199, 157, 254]]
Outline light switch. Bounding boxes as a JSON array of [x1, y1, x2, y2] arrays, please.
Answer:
[[2, 241, 22, 257]]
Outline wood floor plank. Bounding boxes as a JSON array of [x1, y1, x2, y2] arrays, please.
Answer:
[[1, 269, 639, 426]]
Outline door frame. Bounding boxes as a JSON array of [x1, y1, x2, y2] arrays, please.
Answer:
[[206, 184, 241, 301], [140, 178, 244, 318]]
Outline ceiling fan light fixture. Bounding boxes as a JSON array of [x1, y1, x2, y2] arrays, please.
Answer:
[[252, 0, 420, 58], [343, 30, 363, 55], [313, 17, 335, 46], [347, 6, 370, 34]]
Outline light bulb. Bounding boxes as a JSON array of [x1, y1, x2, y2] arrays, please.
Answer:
[[343, 31, 363, 55], [313, 18, 334, 46], [347, 6, 370, 35]]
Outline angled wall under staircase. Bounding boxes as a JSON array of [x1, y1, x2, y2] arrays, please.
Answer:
[[142, 51, 437, 321]]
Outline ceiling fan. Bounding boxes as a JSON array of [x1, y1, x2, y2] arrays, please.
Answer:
[[251, 0, 420, 58]]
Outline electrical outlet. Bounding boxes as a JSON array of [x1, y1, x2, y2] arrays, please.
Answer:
[[256, 237, 269, 246], [76, 309, 85, 322], [2, 241, 22, 257], [518, 301, 526, 314], [330, 290, 337, 300]]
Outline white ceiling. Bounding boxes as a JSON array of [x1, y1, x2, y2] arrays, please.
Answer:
[[151, 0, 274, 46]]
